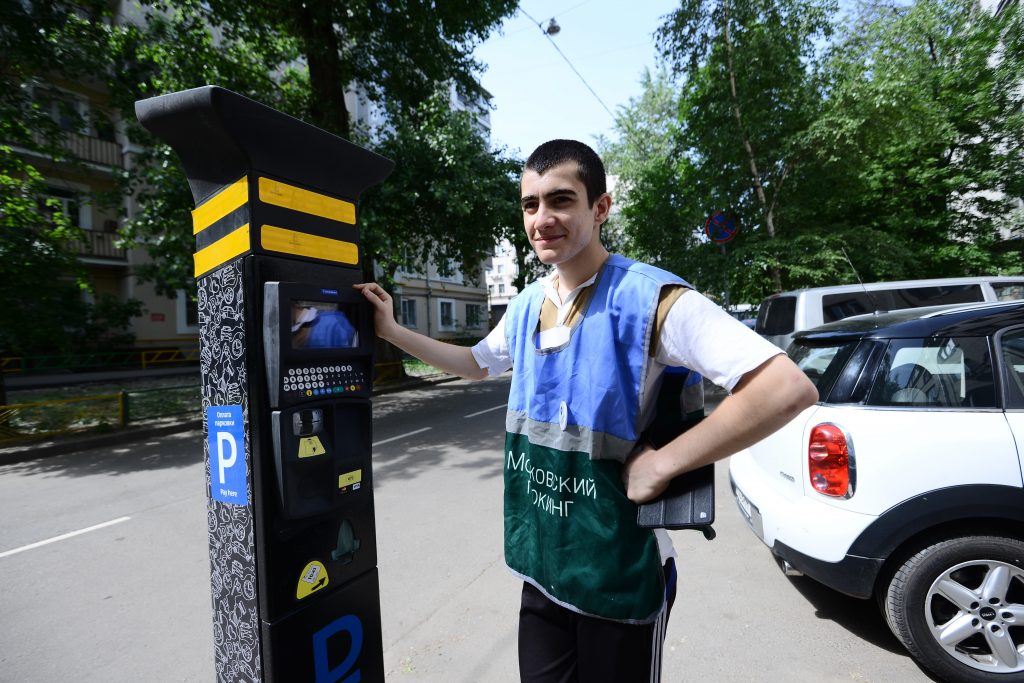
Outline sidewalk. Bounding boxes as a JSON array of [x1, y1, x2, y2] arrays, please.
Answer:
[[4, 365, 200, 390], [0, 370, 459, 465]]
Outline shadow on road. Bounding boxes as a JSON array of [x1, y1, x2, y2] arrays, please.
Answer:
[[2, 379, 508, 483], [0, 429, 203, 478], [781, 561, 946, 682]]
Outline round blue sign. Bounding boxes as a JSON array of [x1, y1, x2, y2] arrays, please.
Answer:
[[704, 211, 739, 244]]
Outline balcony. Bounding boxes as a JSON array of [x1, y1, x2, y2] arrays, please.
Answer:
[[31, 131, 123, 168], [73, 230, 127, 260]]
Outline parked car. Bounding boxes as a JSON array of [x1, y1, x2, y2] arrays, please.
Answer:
[[730, 301, 1024, 683], [756, 276, 1024, 351]]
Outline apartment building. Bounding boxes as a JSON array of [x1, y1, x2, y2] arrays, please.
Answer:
[[16, 74, 201, 350], [483, 239, 519, 325], [393, 259, 489, 341]]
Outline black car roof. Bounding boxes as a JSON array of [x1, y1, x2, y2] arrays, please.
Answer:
[[794, 301, 1024, 344]]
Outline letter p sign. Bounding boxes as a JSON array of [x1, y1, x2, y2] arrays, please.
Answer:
[[207, 405, 248, 506], [217, 432, 237, 484]]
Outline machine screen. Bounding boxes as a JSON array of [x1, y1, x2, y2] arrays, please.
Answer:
[[291, 300, 360, 349], [264, 281, 373, 408]]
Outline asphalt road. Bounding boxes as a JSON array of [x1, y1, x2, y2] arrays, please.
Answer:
[[0, 376, 937, 682]]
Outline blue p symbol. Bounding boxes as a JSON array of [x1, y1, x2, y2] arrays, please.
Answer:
[[312, 614, 363, 683]]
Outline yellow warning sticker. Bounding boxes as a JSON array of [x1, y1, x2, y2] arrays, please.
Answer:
[[298, 436, 326, 458], [339, 469, 363, 492], [296, 560, 329, 600]]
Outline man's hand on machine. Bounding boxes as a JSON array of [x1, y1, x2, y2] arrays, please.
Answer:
[[353, 282, 399, 340], [353, 282, 487, 381]]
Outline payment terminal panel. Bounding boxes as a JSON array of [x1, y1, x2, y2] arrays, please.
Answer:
[[257, 272, 379, 623], [263, 281, 373, 409]]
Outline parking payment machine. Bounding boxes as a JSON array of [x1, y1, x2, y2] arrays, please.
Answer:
[[135, 86, 393, 682]]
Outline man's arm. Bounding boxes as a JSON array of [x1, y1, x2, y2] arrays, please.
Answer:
[[622, 354, 818, 503], [354, 283, 488, 381]]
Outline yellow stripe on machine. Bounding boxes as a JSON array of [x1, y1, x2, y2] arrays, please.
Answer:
[[193, 224, 251, 277], [260, 225, 359, 265], [191, 176, 248, 235], [259, 177, 356, 225]]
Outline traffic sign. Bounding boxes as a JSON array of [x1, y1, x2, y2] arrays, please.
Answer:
[[704, 211, 739, 244]]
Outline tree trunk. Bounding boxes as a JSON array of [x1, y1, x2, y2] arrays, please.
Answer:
[[721, 1, 783, 293], [361, 260, 409, 384], [296, 6, 405, 381], [297, 4, 351, 140]]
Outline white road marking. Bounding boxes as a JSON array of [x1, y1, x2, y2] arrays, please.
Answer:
[[372, 427, 432, 447], [463, 404, 507, 419], [0, 516, 132, 559]]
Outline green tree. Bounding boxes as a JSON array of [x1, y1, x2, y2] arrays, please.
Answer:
[[107, 1, 521, 380], [0, 1, 142, 360], [112, 0, 520, 293], [609, 0, 1021, 305], [109, 0, 306, 297], [809, 0, 1024, 279], [598, 69, 707, 289], [194, 0, 517, 140], [607, 1, 838, 303], [359, 89, 522, 287]]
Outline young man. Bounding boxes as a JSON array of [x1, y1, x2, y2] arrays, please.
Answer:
[[356, 140, 817, 682]]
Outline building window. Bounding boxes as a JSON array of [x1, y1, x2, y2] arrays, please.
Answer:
[[176, 290, 199, 334], [498, 283, 506, 295], [400, 297, 417, 327], [36, 87, 88, 133], [438, 299, 456, 331], [466, 304, 484, 329], [436, 259, 463, 284], [39, 186, 91, 229]]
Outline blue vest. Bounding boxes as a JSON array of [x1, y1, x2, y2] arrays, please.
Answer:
[[502, 254, 688, 623]]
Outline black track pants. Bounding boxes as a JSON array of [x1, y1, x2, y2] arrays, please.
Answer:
[[517, 559, 677, 683]]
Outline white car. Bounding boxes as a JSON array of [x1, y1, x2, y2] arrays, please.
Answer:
[[730, 301, 1024, 683]]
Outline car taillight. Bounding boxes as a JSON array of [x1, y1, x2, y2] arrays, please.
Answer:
[[808, 423, 854, 498]]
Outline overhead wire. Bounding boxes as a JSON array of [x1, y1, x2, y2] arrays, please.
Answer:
[[502, 0, 600, 37], [516, 6, 617, 122]]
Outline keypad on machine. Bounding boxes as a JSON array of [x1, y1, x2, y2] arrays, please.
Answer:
[[283, 364, 367, 398]]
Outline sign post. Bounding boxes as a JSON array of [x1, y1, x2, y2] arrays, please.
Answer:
[[136, 86, 393, 682]]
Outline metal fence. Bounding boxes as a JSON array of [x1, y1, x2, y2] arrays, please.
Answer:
[[0, 384, 201, 444], [0, 358, 451, 445]]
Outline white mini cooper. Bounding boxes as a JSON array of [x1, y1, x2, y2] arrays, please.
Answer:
[[730, 301, 1024, 683]]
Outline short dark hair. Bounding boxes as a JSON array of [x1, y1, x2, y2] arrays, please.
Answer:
[[524, 139, 607, 207]]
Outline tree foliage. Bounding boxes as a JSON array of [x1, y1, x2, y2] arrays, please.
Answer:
[[110, 0, 520, 297], [358, 89, 521, 286], [809, 0, 1024, 279], [606, 0, 1023, 305], [0, 0, 141, 355]]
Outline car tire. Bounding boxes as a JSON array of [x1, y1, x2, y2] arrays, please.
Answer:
[[884, 536, 1024, 683]]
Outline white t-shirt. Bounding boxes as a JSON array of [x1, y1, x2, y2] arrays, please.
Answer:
[[472, 270, 780, 393], [471, 269, 782, 561]]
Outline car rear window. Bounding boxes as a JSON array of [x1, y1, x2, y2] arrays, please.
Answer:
[[756, 296, 796, 335], [993, 283, 1024, 302], [821, 285, 984, 323], [788, 340, 858, 400], [1001, 328, 1024, 409], [865, 337, 995, 408]]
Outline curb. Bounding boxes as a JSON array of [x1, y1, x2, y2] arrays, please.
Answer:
[[0, 374, 460, 466]]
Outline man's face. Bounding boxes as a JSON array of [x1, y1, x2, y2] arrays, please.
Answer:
[[520, 161, 609, 268]]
